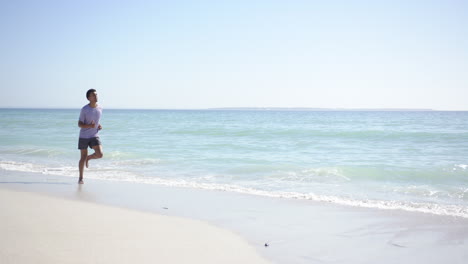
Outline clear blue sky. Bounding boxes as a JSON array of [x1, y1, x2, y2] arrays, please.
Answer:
[[1, 0, 467, 110]]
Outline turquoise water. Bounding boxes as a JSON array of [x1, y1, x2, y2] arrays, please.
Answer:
[[1, 109, 468, 217]]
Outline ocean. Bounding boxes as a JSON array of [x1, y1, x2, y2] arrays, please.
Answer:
[[1, 108, 467, 218]]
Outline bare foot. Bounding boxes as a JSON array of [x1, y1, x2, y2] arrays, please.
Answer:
[[85, 157, 89, 168], [78, 179, 84, 184]]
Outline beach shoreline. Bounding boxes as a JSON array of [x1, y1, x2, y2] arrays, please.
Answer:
[[0, 186, 270, 264], [1, 170, 468, 263]]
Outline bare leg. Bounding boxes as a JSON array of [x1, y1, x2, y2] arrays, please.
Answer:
[[79, 149, 88, 184], [86, 145, 103, 168]]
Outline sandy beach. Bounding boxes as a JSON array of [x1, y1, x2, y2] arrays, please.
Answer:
[[0, 188, 269, 264], [1, 171, 468, 263]]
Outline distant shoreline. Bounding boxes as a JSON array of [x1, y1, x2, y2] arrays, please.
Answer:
[[208, 107, 436, 111], [2, 107, 467, 111]]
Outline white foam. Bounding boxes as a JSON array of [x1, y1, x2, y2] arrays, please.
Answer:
[[0, 161, 45, 173], [59, 171, 468, 218], [111, 158, 162, 166], [0, 161, 76, 177], [2, 160, 468, 218]]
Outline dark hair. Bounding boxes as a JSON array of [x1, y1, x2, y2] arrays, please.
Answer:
[[86, 89, 96, 99]]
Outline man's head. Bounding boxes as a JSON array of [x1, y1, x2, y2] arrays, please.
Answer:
[[86, 89, 98, 102]]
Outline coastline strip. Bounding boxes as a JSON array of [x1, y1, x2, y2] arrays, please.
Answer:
[[0, 188, 269, 264]]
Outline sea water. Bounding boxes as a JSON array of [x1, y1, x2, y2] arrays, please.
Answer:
[[1, 109, 467, 217]]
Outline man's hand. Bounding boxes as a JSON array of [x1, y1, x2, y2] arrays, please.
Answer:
[[78, 120, 100, 129]]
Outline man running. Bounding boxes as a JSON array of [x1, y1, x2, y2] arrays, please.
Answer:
[[78, 89, 103, 184]]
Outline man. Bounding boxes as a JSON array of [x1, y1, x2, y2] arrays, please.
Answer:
[[78, 89, 103, 184]]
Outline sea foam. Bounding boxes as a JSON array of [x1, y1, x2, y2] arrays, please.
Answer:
[[2, 160, 467, 218]]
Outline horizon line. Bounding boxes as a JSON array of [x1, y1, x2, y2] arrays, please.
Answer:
[[1, 107, 467, 111]]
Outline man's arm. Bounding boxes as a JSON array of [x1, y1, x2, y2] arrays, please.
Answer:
[[78, 120, 96, 128]]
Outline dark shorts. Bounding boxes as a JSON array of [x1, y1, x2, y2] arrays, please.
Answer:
[[78, 137, 102, 150]]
